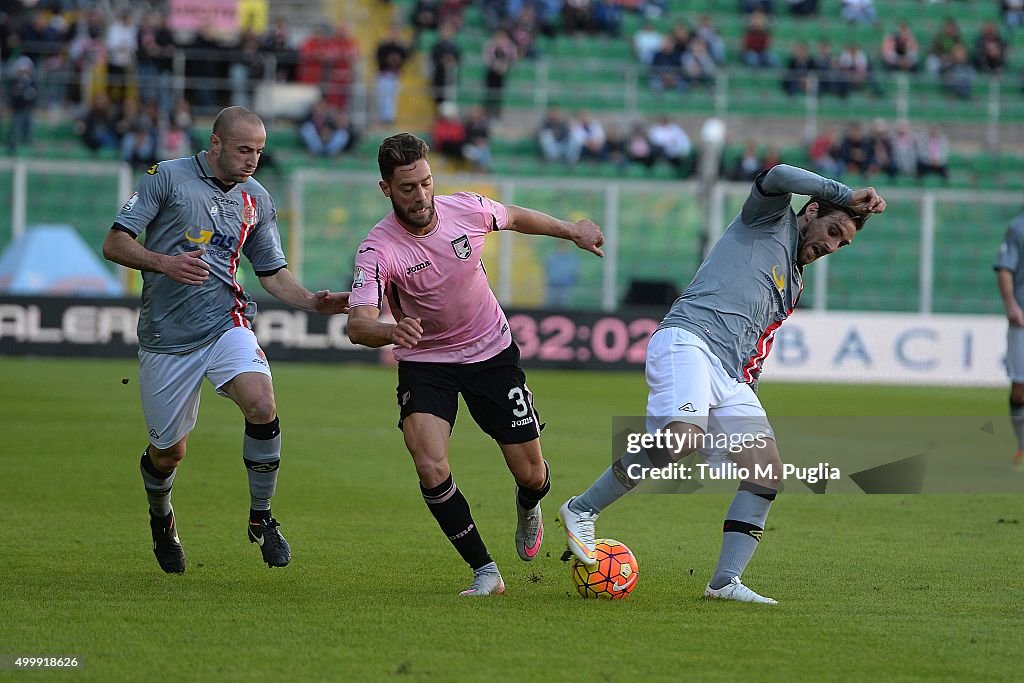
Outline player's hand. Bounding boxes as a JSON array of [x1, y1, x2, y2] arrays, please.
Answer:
[[392, 317, 423, 349], [162, 249, 210, 285], [849, 187, 887, 216], [313, 290, 350, 315], [1007, 304, 1024, 327], [572, 220, 605, 257]]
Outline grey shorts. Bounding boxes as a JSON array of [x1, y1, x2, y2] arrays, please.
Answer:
[[138, 327, 272, 449], [1007, 327, 1024, 383]]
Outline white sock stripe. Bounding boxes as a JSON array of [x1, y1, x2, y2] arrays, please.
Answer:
[[422, 480, 458, 504]]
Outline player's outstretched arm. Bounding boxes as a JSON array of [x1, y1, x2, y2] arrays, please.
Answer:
[[258, 268, 350, 314], [347, 305, 423, 349], [102, 228, 210, 286], [505, 205, 605, 257]]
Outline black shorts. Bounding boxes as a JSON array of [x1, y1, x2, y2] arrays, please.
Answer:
[[396, 342, 542, 444]]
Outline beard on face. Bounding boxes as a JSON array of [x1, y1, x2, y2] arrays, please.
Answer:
[[394, 198, 435, 229]]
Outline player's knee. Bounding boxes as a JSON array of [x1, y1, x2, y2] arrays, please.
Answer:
[[150, 442, 186, 470], [243, 396, 277, 425]]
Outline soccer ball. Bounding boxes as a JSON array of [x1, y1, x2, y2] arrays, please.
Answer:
[[570, 538, 639, 600]]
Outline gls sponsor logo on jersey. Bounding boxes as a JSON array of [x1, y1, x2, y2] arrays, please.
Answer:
[[184, 226, 236, 257]]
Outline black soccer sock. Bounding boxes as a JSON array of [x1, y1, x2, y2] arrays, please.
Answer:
[[243, 417, 281, 513], [516, 460, 550, 511], [140, 448, 175, 517], [421, 474, 492, 570]]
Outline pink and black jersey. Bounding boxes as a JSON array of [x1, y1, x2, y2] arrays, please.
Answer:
[[349, 192, 512, 363]]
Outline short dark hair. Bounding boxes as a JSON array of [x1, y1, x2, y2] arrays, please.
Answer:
[[212, 106, 263, 139], [378, 133, 430, 181], [798, 197, 870, 231]]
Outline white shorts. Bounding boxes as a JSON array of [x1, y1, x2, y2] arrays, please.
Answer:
[[1007, 327, 1024, 383], [645, 327, 774, 461], [138, 327, 272, 449]]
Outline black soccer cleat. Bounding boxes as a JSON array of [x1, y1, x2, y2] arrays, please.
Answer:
[[150, 510, 186, 574], [248, 517, 291, 567]]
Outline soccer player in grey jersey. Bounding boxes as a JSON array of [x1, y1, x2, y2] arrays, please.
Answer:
[[560, 164, 886, 603], [103, 106, 350, 573], [994, 212, 1024, 469]]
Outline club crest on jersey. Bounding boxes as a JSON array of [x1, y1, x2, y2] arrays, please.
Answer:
[[353, 267, 365, 289], [242, 204, 258, 228], [451, 234, 471, 260]]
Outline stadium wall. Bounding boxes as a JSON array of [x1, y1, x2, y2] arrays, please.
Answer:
[[0, 296, 1005, 387]]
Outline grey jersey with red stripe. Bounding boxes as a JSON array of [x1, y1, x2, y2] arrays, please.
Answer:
[[659, 164, 852, 383], [113, 152, 287, 353]]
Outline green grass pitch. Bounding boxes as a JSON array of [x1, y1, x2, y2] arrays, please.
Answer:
[[2, 356, 1022, 681]]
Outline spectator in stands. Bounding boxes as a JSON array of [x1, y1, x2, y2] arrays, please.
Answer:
[[297, 23, 360, 109], [6, 55, 37, 153], [740, 1, 775, 15], [545, 242, 581, 308], [19, 10, 66, 67], [838, 43, 882, 96], [839, 120, 874, 176], [562, 0, 596, 36], [262, 18, 299, 82], [742, 9, 777, 68], [229, 29, 265, 109], [185, 26, 225, 110], [538, 105, 583, 166], [730, 139, 764, 181], [809, 125, 842, 176], [462, 104, 492, 172], [299, 100, 357, 158], [1003, 0, 1024, 30], [573, 109, 608, 162], [106, 9, 138, 104], [786, 0, 819, 17], [437, 0, 469, 33], [926, 17, 963, 74], [593, 0, 624, 37], [695, 14, 727, 64], [75, 91, 120, 154], [409, 0, 440, 49], [681, 38, 716, 87], [812, 40, 848, 97], [648, 115, 692, 176], [650, 35, 683, 91], [626, 121, 654, 167], [376, 25, 410, 125], [431, 100, 468, 164], [868, 118, 897, 178], [509, 3, 541, 59], [430, 22, 461, 107], [118, 98, 161, 169], [136, 12, 176, 114], [973, 21, 1008, 74], [942, 43, 975, 100], [840, 0, 877, 25], [762, 145, 783, 172], [880, 22, 921, 73], [890, 119, 918, 178], [633, 20, 664, 66], [482, 28, 517, 119], [782, 41, 814, 96], [604, 123, 628, 169], [916, 125, 949, 180], [164, 99, 196, 158]]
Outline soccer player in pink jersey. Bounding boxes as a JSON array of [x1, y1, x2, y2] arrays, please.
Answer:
[[347, 133, 604, 596]]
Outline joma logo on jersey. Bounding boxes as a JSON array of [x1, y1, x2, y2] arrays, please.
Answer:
[[184, 226, 235, 249], [451, 235, 472, 259], [406, 260, 431, 275]]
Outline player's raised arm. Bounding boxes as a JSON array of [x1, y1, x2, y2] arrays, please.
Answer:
[[102, 228, 210, 286], [758, 164, 853, 205], [257, 267, 350, 314], [504, 205, 605, 257]]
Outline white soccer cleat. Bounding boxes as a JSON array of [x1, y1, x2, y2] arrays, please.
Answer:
[[704, 576, 778, 605], [459, 563, 506, 597], [514, 490, 544, 561], [559, 497, 598, 565]]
